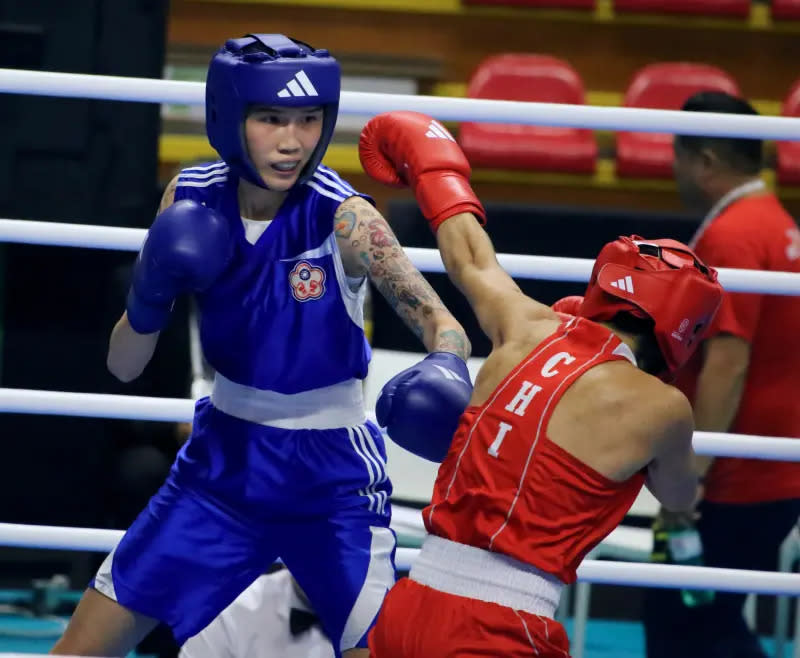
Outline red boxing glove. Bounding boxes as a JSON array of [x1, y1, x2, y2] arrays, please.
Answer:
[[552, 295, 585, 320], [359, 111, 486, 232]]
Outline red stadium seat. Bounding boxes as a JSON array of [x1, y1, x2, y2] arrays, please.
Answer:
[[462, 0, 594, 7], [772, 0, 800, 19], [614, 0, 749, 17], [616, 63, 741, 178], [776, 80, 800, 185], [458, 55, 598, 174]]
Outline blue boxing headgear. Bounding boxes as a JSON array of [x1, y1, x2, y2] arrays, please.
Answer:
[[205, 34, 340, 189]]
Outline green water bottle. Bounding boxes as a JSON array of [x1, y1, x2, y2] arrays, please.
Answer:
[[665, 524, 715, 607]]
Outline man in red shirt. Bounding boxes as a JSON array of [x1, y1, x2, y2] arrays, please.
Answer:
[[645, 91, 800, 658], [357, 110, 723, 657]]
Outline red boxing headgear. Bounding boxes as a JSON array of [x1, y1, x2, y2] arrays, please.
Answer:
[[579, 236, 723, 378]]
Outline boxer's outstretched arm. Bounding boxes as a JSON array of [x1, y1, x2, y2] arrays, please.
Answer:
[[436, 213, 555, 346], [336, 196, 471, 360], [358, 111, 554, 346]]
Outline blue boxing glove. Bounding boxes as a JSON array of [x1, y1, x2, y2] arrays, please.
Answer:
[[126, 200, 232, 334], [376, 352, 473, 462]]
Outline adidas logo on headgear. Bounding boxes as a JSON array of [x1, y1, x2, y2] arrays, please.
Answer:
[[610, 275, 635, 293], [425, 120, 455, 141], [277, 70, 319, 98]]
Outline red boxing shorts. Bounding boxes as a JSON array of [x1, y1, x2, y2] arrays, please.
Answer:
[[369, 578, 571, 657]]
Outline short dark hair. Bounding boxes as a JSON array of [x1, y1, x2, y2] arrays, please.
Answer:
[[608, 312, 667, 378], [675, 91, 762, 175]]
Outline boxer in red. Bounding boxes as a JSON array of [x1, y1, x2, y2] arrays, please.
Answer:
[[359, 111, 724, 657]]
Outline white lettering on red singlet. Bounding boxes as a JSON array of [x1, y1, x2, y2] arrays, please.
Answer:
[[540, 351, 576, 378], [487, 421, 513, 458], [504, 381, 542, 417], [491, 351, 576, 456]]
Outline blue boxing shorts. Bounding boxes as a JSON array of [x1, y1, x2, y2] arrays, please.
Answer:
[[93, 396, 396, 656]]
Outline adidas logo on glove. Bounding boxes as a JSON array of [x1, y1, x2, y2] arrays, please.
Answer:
[[432, 364, 469, 384], [425, 120, 456, 141]]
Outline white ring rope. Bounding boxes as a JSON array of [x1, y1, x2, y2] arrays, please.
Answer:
[[1, 218, 799, 294], [0, 218, 144, 252], [0, 388, 195, 424], [2, 68, 800, 139], [0, 387, 798, 461], [0, 521, 798, 596], [0, 505, 422, 554]]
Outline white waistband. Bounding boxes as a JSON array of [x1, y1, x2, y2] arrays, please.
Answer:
[[210, 373, 367, 430], [410, 535, 563, 617]]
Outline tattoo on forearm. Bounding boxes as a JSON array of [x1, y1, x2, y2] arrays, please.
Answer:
[[435, 329, 471, 361], [368, 219, 396, 248], [341, 198, 469, 352], [334, 210, 357, 239], [368, 249, 450, 347]]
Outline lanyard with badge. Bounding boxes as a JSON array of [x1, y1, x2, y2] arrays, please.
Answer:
[[688, 179, 766, 249]]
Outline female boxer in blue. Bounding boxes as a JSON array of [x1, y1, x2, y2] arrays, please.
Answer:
[[51, 34, 472, 658]]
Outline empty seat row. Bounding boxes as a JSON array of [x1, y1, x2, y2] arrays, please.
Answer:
[[457, 55, 800, 184]]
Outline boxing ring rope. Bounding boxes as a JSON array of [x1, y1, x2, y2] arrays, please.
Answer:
[[1, 520, 799, 597], [3, 68, 800, 139], [0, 387, 798, 462], [1, 218, 800, 294]]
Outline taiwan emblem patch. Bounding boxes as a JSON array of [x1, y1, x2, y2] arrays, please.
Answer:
[[289, 261, 326, 302]]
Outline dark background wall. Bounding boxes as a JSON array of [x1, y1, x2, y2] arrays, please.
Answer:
[[0, 1, 185, 546]]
